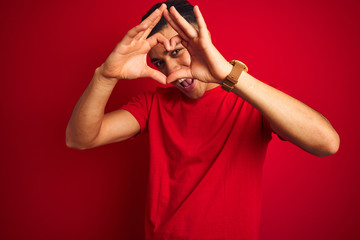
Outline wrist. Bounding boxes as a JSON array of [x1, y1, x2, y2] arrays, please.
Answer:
[[218, 61, 233, 84], [220, 60, 248, 92], [93, 66, 119, 87], [96, 65, 119, 81]]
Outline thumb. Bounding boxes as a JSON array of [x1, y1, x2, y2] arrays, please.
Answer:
[[145, 66, 167, 85], [167, 68, 193, 84]]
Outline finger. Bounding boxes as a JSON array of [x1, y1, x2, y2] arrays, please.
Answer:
[[141, 4, 167, 39], [145, 66, 167, 85], [193, 5, 208, 37], [169, 35, 187, 49], [123, 24, 148, 43], [141, 3, 165, 27], [122, 4, 167, 44], [163, 8, 189, 41], [167, 68, 193, 84], [127, 4, 165, 41], [169, 6, 198, 38], [147, 32, 171, 51]]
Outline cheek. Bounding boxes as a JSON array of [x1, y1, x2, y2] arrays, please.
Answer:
[[157, 66, 167, 76]]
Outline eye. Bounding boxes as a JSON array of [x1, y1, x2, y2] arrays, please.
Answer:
[[154, 61, 164, 68], [171, 49, 182, 57]]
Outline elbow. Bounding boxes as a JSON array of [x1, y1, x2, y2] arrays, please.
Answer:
[[65, 142, 87, 150], [65, 125, 94, 150], [65, 137, 88, 150], [324, 133, 340, 156], [314, 132, 340, 157], [65, 131, 93, 150]]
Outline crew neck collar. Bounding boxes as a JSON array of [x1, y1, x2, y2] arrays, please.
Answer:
[[181, 84, 222, 102]]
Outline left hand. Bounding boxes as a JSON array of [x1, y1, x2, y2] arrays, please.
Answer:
[[163, 5, 232, 84]]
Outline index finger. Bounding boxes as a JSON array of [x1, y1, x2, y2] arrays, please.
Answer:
[[168, 6, 198, 39], [193, 5, 208, 37], [125, 4, 166, 41], [141, 3, 167, 39], [163, 8, 189, 41]]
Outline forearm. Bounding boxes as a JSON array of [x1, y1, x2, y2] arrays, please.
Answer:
[[232, 71, 340, 156], [66, 67, 118, 149]]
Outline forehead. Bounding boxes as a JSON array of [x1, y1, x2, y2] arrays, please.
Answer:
[[148, 25, 179, 58]]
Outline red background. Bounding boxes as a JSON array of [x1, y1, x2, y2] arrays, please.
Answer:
[[1, 0, 359, 239]]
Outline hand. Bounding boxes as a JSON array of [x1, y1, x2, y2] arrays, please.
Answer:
[[99, 4, 172, 84], [163, 6, 232, 84]]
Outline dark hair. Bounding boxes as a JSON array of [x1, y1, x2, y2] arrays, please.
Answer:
[[141, 0, 196, 37]]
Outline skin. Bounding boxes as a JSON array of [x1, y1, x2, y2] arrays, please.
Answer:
[[148, 25, 219, 99], [66, 4, 340, 156]]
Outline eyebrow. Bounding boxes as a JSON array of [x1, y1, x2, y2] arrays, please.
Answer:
[[150, 43, 182, 63]]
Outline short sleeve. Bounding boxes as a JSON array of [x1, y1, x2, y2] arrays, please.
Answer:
[[120, 91, 154, 136]]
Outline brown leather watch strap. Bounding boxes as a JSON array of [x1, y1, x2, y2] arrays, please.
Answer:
[[221, 60, 248, 92]]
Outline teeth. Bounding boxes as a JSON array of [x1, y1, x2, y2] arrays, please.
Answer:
[[178, 78, 186, 83]]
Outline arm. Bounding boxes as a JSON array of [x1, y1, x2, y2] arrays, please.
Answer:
[[65, 70, 141, 149], [164, 5, 340, 157], [232, 72, 340, 156], [66, 4, 170, 149]]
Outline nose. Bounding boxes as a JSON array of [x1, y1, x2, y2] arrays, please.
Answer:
[[164, 59, 181, 77]]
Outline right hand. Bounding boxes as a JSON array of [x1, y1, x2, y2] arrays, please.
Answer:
[[99, 4, 171, 84]]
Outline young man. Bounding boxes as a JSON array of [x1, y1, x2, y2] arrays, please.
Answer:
[[66, 0, 340, 239]]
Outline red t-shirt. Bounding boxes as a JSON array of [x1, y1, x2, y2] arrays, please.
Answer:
[[121, 85, 273, 240]]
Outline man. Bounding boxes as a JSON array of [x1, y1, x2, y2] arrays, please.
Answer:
[[66, 0, 340, 239]]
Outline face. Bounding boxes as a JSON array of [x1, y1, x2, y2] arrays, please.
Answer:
[[148, 25, 217, 99]]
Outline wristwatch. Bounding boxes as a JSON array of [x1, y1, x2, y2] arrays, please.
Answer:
[[221, 60, 248, 92]]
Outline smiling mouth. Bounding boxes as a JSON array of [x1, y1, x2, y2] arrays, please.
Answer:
[[178, 78, 194, 88]]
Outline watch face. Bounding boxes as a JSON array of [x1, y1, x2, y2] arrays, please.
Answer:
[[231, 60, 248, 72]]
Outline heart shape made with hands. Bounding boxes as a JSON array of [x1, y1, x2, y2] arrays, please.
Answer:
[[146, 33, 188, 84], [147, 31, 214, 86], [147, 5, 228, 85], [143, 4, 227, 86]]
